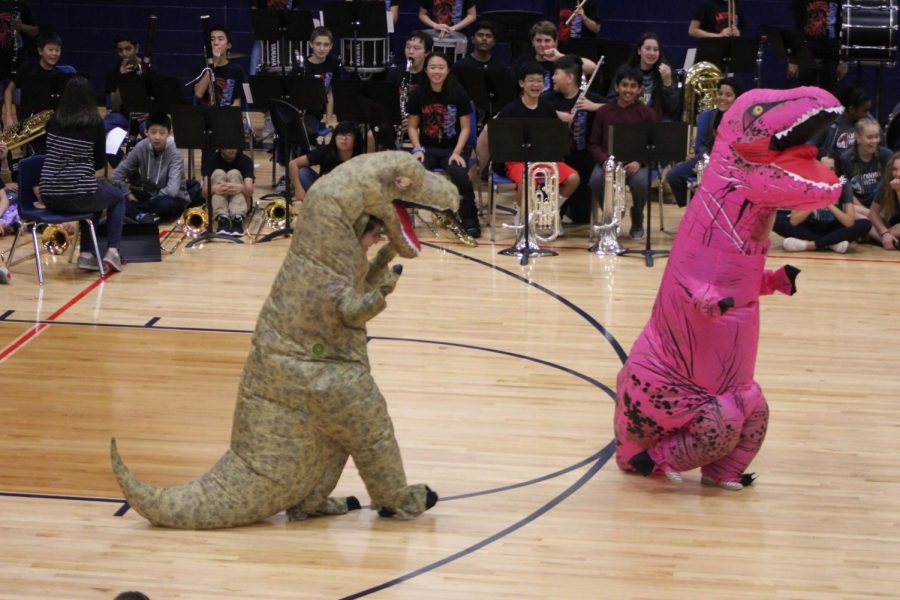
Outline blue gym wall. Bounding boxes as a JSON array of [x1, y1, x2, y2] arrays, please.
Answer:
[[33, 1, 900, 119]]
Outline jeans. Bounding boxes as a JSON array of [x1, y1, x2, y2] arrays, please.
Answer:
[[773, 213, 872, 249], [43, 180, 127, 252], [422, 147, 477, 222], [666, 157, 700, 208], [588, 162, 651, 231]]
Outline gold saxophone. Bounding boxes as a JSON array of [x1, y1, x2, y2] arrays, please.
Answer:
[[1, 109, 53, 152]]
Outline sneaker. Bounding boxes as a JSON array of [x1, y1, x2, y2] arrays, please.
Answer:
[[829, 240, 849, 254], [77, 253, 101, 271], [135, 211, 160, 225], [217, 215, 232, 234], [782, 237, 808, 252], [462, 217, 481, 239], [230, 215, 244, 237], [0, 266, 11, 284], [102, 249, 124, 272], [629, 226, 645, 240], [701, 475, 744, 491]]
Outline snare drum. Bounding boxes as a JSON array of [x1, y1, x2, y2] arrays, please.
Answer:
[[259, 40, 308, 73], [341, 37, 390, 80], [842, 0, 898, 64], [424, 29, 467, 64]]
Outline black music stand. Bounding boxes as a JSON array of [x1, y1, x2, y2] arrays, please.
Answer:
[[324, 1, 388, 79], [250, 9, 314, 76], [489, 118, 570, 265], [332, 79, 398, 147], [171, 105, 246, 247], [696, 36, 758, 75], [21, 70, 72, 114], [453, 65, 515, 132], [481, 11, 543, 59], [609, 122, 688, 267]]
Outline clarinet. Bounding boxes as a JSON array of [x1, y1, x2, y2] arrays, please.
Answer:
[[10, 0, 20, 77], [396, 58, 413, 148], [200, 15, 217, 106], [142, 14, 158, 73]]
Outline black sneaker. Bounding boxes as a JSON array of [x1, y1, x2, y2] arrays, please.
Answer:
[[629, 226, 645, 240], [230, 215, 244, 237], [217, 215, 232, 234], [462, 217, 481, 239], [135, 211, 160, 225]]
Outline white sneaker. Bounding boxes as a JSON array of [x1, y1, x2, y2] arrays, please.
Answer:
[[782, 237, 808, 252], [829, 240, 849, 254], [701, 475, 743, 491]]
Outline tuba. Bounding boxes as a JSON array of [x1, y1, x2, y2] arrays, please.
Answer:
[[160, 207, 208, 253], [681, 61, 722, 157], [589, 157, 626, 255], [40, 224, 71, 255], [527, 162, 561, 243]]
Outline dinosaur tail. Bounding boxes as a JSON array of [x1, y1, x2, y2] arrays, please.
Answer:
[[110, 438, 299, 530]]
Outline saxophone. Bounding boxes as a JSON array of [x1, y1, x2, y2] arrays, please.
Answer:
[[396, 58, 412, 148], [0, 109, 53, 152]]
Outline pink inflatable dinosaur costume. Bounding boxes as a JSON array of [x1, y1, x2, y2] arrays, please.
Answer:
[[615, 87, 844, 489]]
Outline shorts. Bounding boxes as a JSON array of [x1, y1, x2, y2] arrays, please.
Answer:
[[505, 161, 577, 190]]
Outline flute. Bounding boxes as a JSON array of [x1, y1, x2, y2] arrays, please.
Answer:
[[569, 56, 603, 123], [564, 0, 588, 27]]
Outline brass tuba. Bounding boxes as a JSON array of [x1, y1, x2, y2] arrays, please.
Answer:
[[40, 223, 71, 255], [589, 157, 626, 255], [1, 109, 53, 152], [681, 61, 722, 157]]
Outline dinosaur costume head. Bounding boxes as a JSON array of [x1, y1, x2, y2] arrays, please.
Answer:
[[683, 86, 844, 254]]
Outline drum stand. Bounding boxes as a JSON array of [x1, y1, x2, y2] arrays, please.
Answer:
[[324, 1, 388, 80], [489, 118, 570, 266], [250, 9, 314, 77]]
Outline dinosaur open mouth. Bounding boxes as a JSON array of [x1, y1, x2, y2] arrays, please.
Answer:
[[393, 201, 421, 253], [770, 106, 843, 151]]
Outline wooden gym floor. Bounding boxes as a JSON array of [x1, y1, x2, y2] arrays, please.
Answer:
[[1, 171, 899, 598]]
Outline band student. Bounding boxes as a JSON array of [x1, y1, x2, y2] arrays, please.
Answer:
[[417, 0, 477, 35], [0, 0, 39, 83], [104, 32, 154, 136], [512, 21, 596, 95], [303, 27, 340, 128], [3, 29, 65, 132], [194, 24, 246, 107], [557, 0, 601, 43]]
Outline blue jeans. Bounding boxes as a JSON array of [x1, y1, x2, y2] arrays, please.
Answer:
[[588, 163, 651, 231], [666, 157, 699, 208], [44, 180, 127, 252], [299, 166, 319, 193]]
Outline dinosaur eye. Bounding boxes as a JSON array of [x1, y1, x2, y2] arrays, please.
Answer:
[[752, 105, 764, 116]]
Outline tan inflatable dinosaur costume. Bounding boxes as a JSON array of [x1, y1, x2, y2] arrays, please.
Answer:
[[111, 152, 459, 529]]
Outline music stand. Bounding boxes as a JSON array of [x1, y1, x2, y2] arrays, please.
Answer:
[[453, 65, 515, 132], [332, 79, 398, 146], [171, 105, 246, 247], [696, 36, 758, 75], [250, 9, 315, 77], [324, 1, 388, 79], [608, 122, 687, 267], [21, 70, 72, 115], [489, 118, 570, 265], [481, 11, 543, 59]]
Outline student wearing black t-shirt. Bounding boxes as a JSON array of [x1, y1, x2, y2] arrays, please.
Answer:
[[408, 52, 480, 237], [202, 148, 255, 236], [688, 0, 745, 38], [0, 0, 38, 82], [104, 32, 156, 132], [788, 0, 846, 91], [452, 21, 509, 134], [557, 0, 601, 43], [474, 61, 581, 216], [3, 30, 66, 132], [194, 25, 246, 107], [512, 21, 596, 96], [546, 55, 605, 223], [417, 0, 477, 35], [303, 27, 341, 126], [288, 120, 364, 203]]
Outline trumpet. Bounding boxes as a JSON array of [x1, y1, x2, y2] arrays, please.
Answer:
[[589, 157, 626, 255], [527, 162, 561, 243], [160, 206, 208, 253], [41, 224, 71, 255]]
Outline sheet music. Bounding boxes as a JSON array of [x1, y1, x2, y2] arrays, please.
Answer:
[[684, 48, 696, 71], [243, 83, 254, 105], [106, 128, 128, 155]]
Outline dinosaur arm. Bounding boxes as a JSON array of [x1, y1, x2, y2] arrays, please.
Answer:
[[760, 265, 800, 297], [366, 244, 397, 287], [339, 263, 401, 328]]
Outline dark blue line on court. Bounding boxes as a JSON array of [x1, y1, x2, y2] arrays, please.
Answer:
[[374, 335, 616, 400], [423, 242, 629, 365], [0, 490, 125, 504], [341, 440, 616, 600], [0, 309, 13, 320], [0, 317, 253, 335], [114, 502, 130, 517], [144, 317, 161, 327]]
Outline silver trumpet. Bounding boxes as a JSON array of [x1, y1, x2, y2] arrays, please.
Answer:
[[589, 157, 626, 255]]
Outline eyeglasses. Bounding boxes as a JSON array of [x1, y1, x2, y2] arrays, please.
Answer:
[[523, 76, 544, 84]]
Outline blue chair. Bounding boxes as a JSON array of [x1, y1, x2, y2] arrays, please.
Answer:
[[4, 155, 105, 285]]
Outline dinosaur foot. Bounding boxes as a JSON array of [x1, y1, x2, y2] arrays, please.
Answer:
[[378, 485, 438, 519], [628, 450, 682, 484]]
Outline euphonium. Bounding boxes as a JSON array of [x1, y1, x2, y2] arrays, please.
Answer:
[[527, 162, 561, 243], [264, 197, 287, 229], [41, 224, 71, 255], [681, 61, 722, 157], [0, 109, 53, 152], [589, 157, 626, 255]]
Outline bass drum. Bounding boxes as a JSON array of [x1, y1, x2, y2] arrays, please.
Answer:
[[842, 0, 899, 64]]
